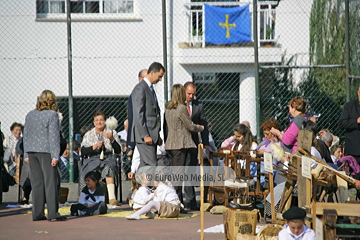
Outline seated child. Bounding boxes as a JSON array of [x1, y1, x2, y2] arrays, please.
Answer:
[[278, 207, 315, 239], [126, 172, 181, 220], [131, 172, 154, 210], [70, 170, 107, 216]]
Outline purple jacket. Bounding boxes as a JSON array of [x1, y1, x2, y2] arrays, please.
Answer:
[[337, 155, 360, 175]]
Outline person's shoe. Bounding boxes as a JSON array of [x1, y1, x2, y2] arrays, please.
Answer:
[[145, 211, 156, 219], [180, 208, 188, 214], [77, 210, 86, 216], [109, 199, 118, 206], [126, 214, 140, 220], [20, 199, 29, 205], [47, 216, 67, 221], [33, 216, 47, 221]]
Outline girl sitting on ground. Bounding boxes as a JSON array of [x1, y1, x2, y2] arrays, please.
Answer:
[[130, 172, 154, 210], [70, 170, 107, 216], [126, 172, 181, 220]]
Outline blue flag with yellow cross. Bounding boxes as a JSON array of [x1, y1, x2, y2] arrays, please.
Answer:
[[204, 4, 251, 44]]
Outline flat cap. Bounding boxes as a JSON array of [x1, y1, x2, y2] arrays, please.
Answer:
[[282, 207, 306, 220]]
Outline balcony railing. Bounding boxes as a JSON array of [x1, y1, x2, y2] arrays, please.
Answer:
[[185, 1, 276, 47]]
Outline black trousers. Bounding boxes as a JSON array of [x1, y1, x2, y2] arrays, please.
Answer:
[[70, 201, 107, 216], [184, 148, 199, 208], [28, 152, 60, 220], [167, 149, 187, 204]]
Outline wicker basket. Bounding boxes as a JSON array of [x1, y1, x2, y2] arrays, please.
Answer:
[[256, 224, 284, 240]]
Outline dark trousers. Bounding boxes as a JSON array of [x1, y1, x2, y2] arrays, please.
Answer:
[[23, 185, 32, 200], [28, 152, 60, 220], [70, 201, 107, 216], [184, 148, 199, 208], [137, 142, 157, 167], [167, 149, 187, 204]]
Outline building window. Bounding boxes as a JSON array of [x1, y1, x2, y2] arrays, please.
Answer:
[[36, 0, 134, 15]]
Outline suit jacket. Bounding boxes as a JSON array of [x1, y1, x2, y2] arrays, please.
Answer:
[[164, 104, 203, 150], [126, 94, 135, 149], [338, 99, 360, 156], [23, 109, 60, 160], [129, 80, 160, 144], [189, 99, 209, 146]]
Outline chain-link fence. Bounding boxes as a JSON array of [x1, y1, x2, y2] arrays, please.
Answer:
[[1, 0, 359, 182]]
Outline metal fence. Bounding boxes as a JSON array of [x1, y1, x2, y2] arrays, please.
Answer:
[[1, 0, 359, 182]]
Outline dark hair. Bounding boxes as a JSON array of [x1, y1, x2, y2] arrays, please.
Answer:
[[72, 140, 81, 151], [302, 120, 321, 151], [148, 62, 165, 74], [93, 111, 106, 120], [302, 120, 317, 135], [233, 123, 255, 152], [84, 170, 101, 183], [184, 81, 196, 89], [10, 122, 23, 132]]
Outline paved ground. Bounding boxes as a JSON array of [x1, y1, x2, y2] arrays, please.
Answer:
[[0, 183, 225, 240]]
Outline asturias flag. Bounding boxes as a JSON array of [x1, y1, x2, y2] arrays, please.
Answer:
[[204, 4, 251, 44]]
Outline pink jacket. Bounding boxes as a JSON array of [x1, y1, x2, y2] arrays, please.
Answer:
[[221, 136, 234, 149], [282, 122, 300, 153]]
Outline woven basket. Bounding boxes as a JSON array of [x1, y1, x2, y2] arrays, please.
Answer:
[[256, 224, 283, 240]]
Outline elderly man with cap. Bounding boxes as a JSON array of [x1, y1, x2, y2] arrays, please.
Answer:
[[278, 207, 315, 239]]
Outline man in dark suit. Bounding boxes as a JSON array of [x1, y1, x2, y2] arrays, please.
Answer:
[[129, 63, 165, 167], [338, 86, 360, 164], [184, 82, 210, 210], [127, 69, 147, 152], [126, 69, 147, 180]]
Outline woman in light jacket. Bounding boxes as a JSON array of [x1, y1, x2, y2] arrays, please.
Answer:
[[163, 84, 204, 202], [23, 90, 66, 221]]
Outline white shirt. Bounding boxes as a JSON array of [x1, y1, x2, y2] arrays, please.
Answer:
[[154, 182, 179, 205], [278, 224, 316, 240], [78, 189, 105, 205], [143, 77, 152, 89], [60, 156, 68, 167], [132, 186, 154, 209], [310, 146, 325, 168], [117, 129, 127, 140]]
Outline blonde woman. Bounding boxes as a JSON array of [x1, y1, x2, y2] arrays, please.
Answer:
[[23, 90, 66, 221], [163, 84, 204, 204]]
